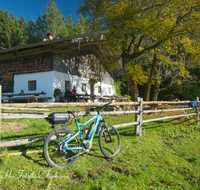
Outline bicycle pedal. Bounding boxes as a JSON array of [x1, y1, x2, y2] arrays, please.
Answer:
[[83, 149, 90, 154]]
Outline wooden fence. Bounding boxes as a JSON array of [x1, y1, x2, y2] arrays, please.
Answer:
[[134, 97, 199, 136], [0, 90, 199, 149]]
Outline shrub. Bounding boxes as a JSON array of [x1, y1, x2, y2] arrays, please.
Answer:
[[53, 88, 62, 97], [123, 94, 132, 101]]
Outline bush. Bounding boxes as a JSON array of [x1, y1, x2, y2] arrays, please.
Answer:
[[53, 88, 62, 98], [123, 94, 132, 101], [113, 79, 127, 96]]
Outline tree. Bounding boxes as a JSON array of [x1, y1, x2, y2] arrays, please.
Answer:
[[78, 0, 200, 101], [151, 52, 191, 101], [43, 0, 67, 37], [145, 35, 200, 101], [26, 18, 38, 44], [15, 15, 28, 45], [122, 59, 149, 97], [0, 9, 11, 48], [34, 15, 47, 41], [66, 14, 76, 36], [0, 10, 29, 48], [75, 14, 90, 34]]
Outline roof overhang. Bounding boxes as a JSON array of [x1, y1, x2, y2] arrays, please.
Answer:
[[0, 30, 109, 55], [0, 29, 123, 75]]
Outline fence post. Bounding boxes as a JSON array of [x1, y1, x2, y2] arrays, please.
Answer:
[[196, 97, 199, 125], [135, 97, 143, 136]]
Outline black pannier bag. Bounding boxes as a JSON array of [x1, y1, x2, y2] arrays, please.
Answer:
[[45, 112, 70, 125]]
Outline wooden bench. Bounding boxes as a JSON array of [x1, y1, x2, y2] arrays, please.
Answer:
[[2, 91, 49, 103], [2, 96, 52, 103], [37, 97, 52, 102], [2, 96, 39, 103]]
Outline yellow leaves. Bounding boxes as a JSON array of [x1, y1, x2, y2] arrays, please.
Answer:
[[122, 64, 149, 85]]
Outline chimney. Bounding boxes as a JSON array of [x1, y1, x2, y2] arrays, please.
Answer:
[[46, 33, 53, 40]]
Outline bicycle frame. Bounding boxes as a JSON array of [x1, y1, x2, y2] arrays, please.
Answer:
[[62, 113, 104, 151]]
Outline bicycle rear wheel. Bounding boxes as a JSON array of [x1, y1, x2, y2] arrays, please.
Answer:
[[98, 125, 121, 159], [43, 127, 80, 168]]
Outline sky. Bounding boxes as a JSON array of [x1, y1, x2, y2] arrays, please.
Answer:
[[0, 0, 80, 23]]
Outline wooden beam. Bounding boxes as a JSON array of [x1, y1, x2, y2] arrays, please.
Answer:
[[1, 113, 49, 119], [53, 41, 100, 54], [0, 136, 47, 148], [0, 46, 53, 61], [1, 107, 49, 111], [1, 102, 139, 108], [142, 113, 196, 123], [0, 150, 43, 157], [1, 110, 139, 119]]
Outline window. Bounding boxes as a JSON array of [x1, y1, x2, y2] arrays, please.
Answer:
[[98, 86, 101, 93], [65, 81, 71, 90], [82, 83, 86, 92], [108, 87, 111, 94], [28, 80, 36, 91]]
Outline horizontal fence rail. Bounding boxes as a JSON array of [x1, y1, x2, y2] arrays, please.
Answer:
[[0, 111, 140, 120], [142, 113, 196, 124]]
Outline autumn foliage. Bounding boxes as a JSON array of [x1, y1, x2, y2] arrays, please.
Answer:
[[78, 0, 200, 101]]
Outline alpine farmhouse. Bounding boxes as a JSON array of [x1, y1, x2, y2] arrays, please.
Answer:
[[0, 30, 123, 102]]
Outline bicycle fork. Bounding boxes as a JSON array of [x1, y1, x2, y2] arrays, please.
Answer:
[[102, 123, 114, 143]]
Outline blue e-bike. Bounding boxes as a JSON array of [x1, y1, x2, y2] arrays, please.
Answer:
[[43, 102, 121, 168]]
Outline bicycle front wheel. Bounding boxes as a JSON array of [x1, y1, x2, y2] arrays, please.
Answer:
[[98, 125, 121, 159], [43, 127, 80, 168]]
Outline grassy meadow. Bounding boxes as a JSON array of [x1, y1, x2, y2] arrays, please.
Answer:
[[0, 106, 200, 189]]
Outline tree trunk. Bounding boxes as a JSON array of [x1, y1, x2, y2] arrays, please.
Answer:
[[152, 81, 161, 101], [127, 79, 136, 100], [144, 51, 157, 101], [152, 77, 174, 101], [122, 54, 137, 101], [132, 82, 139, 98]]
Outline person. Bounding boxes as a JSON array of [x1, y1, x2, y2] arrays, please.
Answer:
[[71, 87, 77, 102], [72, 87, 76, 94], [65, 88, 72, 102]]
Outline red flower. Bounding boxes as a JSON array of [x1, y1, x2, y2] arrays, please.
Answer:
[[89, 77, 99, 85]]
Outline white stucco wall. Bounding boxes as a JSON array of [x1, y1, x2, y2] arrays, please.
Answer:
[[13, 71, 54, 99], [12, 71, 115, 102], [53, 71, 115, 96]]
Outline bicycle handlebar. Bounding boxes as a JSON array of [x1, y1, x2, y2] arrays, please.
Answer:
[[97, 102, 112, 111], [68, 102, 112, 118], [87, 102, 112, 114]]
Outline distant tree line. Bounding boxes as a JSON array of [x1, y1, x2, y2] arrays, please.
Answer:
[[0, 0, 90, 49]]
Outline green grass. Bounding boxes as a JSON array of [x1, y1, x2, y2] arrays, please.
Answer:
[[0, 108, 200, 189]]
